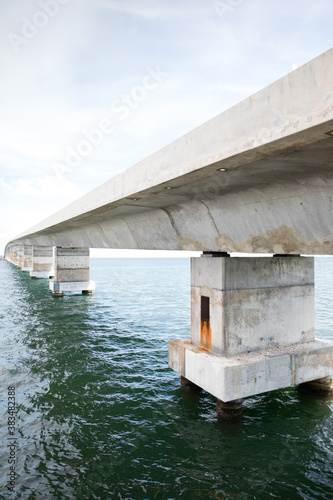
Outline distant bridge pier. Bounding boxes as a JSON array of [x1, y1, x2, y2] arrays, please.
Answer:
[[49, 247, 95, 297], [17, 245, 24, 268], [169, 254, 333, 417], [30, 246, 54, 279], [5, 245, 16, 265], [9, 244, 33, 271], [21, 245, 33, 272], [10, 245, 18, 267], [6, 244, 33, 271]]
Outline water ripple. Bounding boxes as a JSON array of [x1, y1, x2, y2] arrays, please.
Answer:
[[0, 258, 332, 499]]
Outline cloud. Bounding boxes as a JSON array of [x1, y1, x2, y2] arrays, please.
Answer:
[[0, 173, 85, 252]]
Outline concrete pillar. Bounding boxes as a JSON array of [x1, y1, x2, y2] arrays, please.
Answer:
[[14, 247, 19, 266], [6, 245, 33, 270], [21, 245, 33, 272], [217, 399, 242, 419], [8, 246, 20, 266], [49, 247, 95, 297], [180, 376, 201, 390], [299, 376, 333, 395], [169, 255, 333, 416], [9, 246, 16, 265], [190, 255, 315, 355], [14, 246, 21, 267], [30, 246, 54, 279], [8, 246, 14, 265], [17, 246, 24, 268], [5, 246, 13, 264]]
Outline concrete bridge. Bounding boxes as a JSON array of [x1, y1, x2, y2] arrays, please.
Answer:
[[4, 48, 333, 417]]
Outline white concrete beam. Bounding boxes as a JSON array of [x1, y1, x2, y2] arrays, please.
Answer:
[[5, 48, 333, 255]]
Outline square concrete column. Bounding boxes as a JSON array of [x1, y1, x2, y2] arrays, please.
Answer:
[[10, 246, 18, 266], [191, 256, 315, 355], [17, 246, 24, 268], [49, 247, 95, 297], [22, 245, 33, 272], [16, 245, 32, 270], [169, 255, 333, 404], [13, 246, 20, 266], [10, 246, 20, 266], [14, 247, 20, 266], [30, 246, 54, 279], [5, 247, 14, 264]]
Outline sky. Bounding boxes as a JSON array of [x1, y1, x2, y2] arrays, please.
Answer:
[[0, 0, 332, 256]]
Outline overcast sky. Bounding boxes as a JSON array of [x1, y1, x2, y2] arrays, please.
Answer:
[[0, 0, 332, 255]]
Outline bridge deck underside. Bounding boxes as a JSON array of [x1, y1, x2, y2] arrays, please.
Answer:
[[6, 48, 333, 255], [12, 131, 333, 255]]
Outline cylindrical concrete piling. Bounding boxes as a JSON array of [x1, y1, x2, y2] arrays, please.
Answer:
[[216, 399, 243, 419], [180, 376, 201, 390], [299, 377, 333, 395]]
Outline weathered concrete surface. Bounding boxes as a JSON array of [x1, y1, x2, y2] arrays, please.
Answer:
[[30, 246, 54, 279], [4, 48, 333, 256], [53, 247, 90, 282], [169, 338, 188, 377], [191, 255, 314, 356], [5, 246, 18, 266], [169, 254, 331, 403], [49, 247, 95, 296], [17, 246, 24, 268], [169, 338, 333, 402], [22, 245, 33, 272], [12, 245, 33, 270]]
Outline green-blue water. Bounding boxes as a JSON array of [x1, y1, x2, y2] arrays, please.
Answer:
[[0, 257, 333, 499]]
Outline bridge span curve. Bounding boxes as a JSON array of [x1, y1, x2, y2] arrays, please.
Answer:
[[5, 48, 333, 256]]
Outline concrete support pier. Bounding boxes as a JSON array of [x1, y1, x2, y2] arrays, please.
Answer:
[[17, 245, 24, 268], [30, 246, 54, 279], [169, 255, 333, 417], [13, 246, 19, 266], [21, 245, 33, 272], [11, 245, 33, 271], [12, 246, 19, 266], [5, 246, 16, 265], [49, 247, 95, 297]]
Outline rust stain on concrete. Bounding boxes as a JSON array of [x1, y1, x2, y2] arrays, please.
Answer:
[[179, 233, 211, 252], [215, 225, 333, 254], [200, 320, 212, 352]]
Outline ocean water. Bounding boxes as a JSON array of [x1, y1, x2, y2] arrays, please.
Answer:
[[0, 257, 332, 499]]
